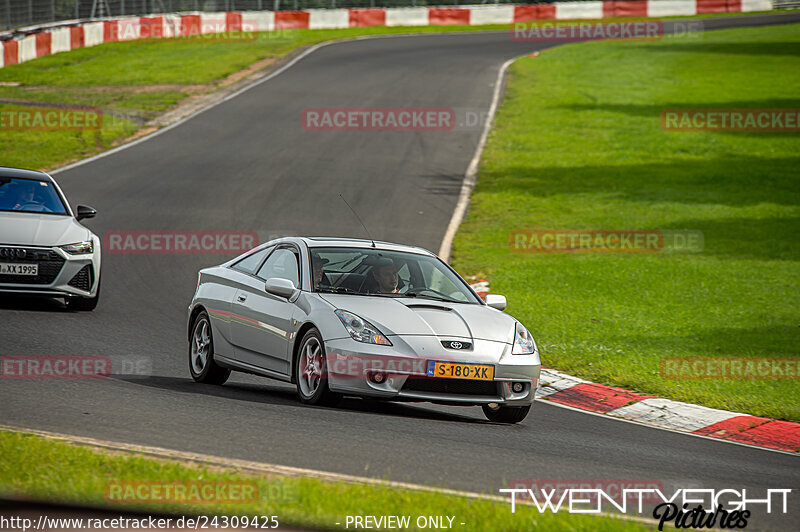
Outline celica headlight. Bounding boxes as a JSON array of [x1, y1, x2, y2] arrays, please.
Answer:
[[512, 322, 537, 355], [60, 241, 94, 255], [334, 310, 392, 346]]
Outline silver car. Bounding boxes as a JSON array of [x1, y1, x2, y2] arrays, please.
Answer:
[[187, 237, 540, 423], [0, 167, 101, 310]]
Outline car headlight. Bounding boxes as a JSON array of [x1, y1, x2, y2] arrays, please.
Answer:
[[60, 240, 94, 255], [512, 322, 537, 355], [334, 310, 392, 346]]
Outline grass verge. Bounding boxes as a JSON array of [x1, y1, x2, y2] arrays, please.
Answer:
[[452, 23, 800, 421], [0, 11, 782, 171], [0, 431, 652, 531]]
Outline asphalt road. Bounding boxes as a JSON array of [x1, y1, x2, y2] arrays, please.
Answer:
[[2, 12, 799, 530]]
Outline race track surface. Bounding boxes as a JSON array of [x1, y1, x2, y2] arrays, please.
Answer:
[[2, 12, 799, 530]]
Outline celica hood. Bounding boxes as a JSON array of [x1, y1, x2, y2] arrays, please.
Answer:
[[318, 293, 517, 343], [0, 211, 89, 247]]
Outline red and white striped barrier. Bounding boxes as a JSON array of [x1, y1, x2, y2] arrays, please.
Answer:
[[0, 1, 776, 68], [538, 367, 800, 452]]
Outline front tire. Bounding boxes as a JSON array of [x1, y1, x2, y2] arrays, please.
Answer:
[[189, 311, 230, 385], [482, 403, 530, 424], [295, 328, 340, 406], [65, 277, 100, 311]]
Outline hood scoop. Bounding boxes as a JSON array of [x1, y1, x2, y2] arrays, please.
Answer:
[[405, 304, 453, 312]]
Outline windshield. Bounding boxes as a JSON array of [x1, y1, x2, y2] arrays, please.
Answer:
[[309, 247, 482, 305], [0, 177, 69, 215]]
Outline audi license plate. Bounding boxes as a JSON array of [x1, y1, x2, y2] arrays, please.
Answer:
[[0, 263, 37, 276], [427, 361, 494, 380]]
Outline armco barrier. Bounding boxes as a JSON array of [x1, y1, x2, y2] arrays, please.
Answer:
[[648, 0, 698, 16], [0, 1, 777, 70], [556, 1, 606, 19]]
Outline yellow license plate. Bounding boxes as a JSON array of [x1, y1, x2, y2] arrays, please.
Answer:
[[427, 361, 494, 381]]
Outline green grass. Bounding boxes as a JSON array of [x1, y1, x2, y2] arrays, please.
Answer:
[[452, 24, 800, 421], [0, 10, 781, 171], [0, 431, 651, 531]]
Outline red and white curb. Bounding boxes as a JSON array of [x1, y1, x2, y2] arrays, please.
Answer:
[[466, 282, 800, 453], [0, 1, 776, 70], [537, 368, 800, 452]]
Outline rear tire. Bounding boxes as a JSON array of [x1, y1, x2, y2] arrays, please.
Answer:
[[189, 311, 230, 385], [295, 328, 340, 406], [482, 403, 530, 424]]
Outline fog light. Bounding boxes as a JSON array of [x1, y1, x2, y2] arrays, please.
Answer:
[[512, 382, 524, 393], [369, 372, 386, 384]]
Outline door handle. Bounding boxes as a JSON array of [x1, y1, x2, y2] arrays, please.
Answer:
[[237, 294, 247, 302]]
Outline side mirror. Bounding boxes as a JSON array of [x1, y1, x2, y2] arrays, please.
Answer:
[[76, 205, 97, 221], [485, 294, 507, 311], [265, 277, 298, 299]]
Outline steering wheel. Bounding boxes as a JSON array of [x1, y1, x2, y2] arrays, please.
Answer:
[[13, 202, 52, 212]]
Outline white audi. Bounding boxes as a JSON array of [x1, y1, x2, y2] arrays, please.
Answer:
[[0, 167, 101, 310]]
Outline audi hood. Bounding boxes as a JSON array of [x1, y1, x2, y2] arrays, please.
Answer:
[[317, 293, 518, 344], [0, 211, 91, 247]]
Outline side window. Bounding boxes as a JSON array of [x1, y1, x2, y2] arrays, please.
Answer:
[[232, 246, 272, 274], [256, 248, 300, 287]]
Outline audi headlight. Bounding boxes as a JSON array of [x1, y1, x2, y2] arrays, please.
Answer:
[[334, 310, 392, 346], [512, 322, 537, 355], [60, 241, 94, 255]]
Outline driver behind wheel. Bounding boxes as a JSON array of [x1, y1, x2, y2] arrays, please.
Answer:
[[312, 256, 332, 290], [11, 182, 41, 211], [370, 257, 400, 294], [11, 181, 47, 211]]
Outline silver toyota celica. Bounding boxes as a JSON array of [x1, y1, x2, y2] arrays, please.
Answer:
[[187, 237, 540, 423]]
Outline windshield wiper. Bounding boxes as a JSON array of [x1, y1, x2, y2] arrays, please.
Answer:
[[401, 292, 461, 304]]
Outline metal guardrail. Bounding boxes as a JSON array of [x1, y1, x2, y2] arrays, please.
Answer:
[[0, 0, 573, 31]]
